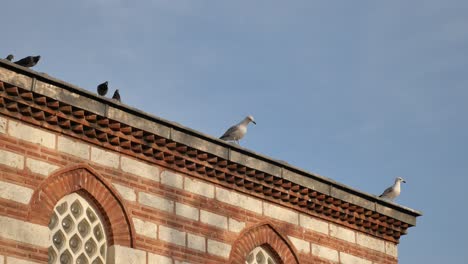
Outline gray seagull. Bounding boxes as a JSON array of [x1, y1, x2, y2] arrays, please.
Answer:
[[14, 55, 41, 68], [220, 115, 256, 144], [379, 177, 406, 201]]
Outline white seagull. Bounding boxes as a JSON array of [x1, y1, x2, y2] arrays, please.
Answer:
[[220, 115, 256, 144], [379, 177, 406, 201]]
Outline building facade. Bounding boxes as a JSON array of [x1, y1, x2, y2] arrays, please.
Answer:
[[0, 60, 421, 264]]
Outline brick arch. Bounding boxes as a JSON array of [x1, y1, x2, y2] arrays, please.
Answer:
[[29, 163, 135, 248], [229, 222, 300, 264]]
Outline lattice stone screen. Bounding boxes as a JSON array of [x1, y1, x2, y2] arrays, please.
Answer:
[[245, 246, 278, 264], [48, 193, 107, 264]]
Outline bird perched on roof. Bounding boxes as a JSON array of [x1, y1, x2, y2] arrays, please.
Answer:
[[14, 55, 41, 68], [379, 177, 406, 201], [5, 54, 14, 61], [97, 81, 108, 96], [112, 89, 121, 102], [220, 115, 256, 145]]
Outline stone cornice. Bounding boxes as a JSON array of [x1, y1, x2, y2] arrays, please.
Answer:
[[0, 60, 421, 243]]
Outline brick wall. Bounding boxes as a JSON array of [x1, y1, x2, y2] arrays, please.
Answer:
[[0, 114, 398, 264]]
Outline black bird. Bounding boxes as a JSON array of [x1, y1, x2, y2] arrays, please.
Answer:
[[112, 89, 121, 102], [5, 54, 14, 61], [14, 56, 41, 68], [97, 81, 108, 96]]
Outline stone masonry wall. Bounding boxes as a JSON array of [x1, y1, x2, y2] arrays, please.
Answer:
[[0, 114, 398, 264]]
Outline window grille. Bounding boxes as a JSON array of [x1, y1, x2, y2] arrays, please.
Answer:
[[48, 193, 107, 264], [245, 246, 278, 264]]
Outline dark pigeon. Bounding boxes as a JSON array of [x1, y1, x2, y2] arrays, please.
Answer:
[[14, 56, 40, 68], [112, 89, 121, 102], [5, 54, 14, 61], [97, 81, 108, 96]]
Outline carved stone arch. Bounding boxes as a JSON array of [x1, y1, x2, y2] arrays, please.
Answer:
[[29, 163, 136, 248], [229, 221, 300, 264]]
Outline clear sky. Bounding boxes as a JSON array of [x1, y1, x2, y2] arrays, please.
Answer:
[[3, 1, 467, 263]]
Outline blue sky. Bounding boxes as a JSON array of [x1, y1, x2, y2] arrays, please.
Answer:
[[3, 1, 468, 263]]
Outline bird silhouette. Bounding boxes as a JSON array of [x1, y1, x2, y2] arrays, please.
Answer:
[[97, 81, 108, 96], [5, 54, 14, 61], [112, 89, 121, 102], [220, 115, 256, 145], [14, 56, 40, 68], [379, 177, 406, 201]]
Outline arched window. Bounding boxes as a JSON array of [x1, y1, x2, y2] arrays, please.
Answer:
[[229, 223, 299, 264], [48, 192, 108, 264], [245, 246, 278, 264]]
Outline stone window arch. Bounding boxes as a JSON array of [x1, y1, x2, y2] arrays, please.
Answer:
[[49, 192, 108, 264], [229, 222, 299, 264], [29, 164, 135, 250]]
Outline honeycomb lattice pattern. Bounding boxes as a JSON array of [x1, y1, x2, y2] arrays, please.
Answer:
[[245, 246, 277, 264], [48, 193, 107, 264]]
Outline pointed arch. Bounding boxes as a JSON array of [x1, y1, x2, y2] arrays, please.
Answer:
[[29, 163, 136, 248], [229, 221, 300, 264]]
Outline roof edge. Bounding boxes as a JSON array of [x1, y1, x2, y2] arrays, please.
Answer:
[[0, 60, 423, 221]]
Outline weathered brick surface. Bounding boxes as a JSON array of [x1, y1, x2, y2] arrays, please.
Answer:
[[300, 214, 329, 235], [0, 116, 6, 134], [121, 157, 159, 182], [159, 225, 186, 247], [385, 242, 398, 258], [91, 146, 120, 168], [112, 183, 137, 202], [0, 131, 397, 264], [148, 253, 173, 264], [340, 252, 372, 264], [215, 187, 262, 214], [133, 218, 157, 239], [184, 177, 214, 198], [108, 245, 146, 264], [207, 239, 231, 258], [0, 149, 24, 169], [176, 202, 199, 221], [356, 232, 385, 253], [0, 112, 400, 264], [188, 233, 206, 252], [139, 192, 174, 213], [57, 136, 90, 159], [228, 218, 245, 233], [0, 239, 47, 263], [311, 243, 339, 263], [0, 180, 34, 204], [25, 158, 59, 176], [0, 215, 49, 247], [8, 120, 55, 148], [174, 261, 190, 264], [5, 257, 40, 264], [263, 203, 299, 225], [330, 224, 356, 243], [288, 236, 310, 254], [161, 170, 184, 189], [200, 210, 228, 230]]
